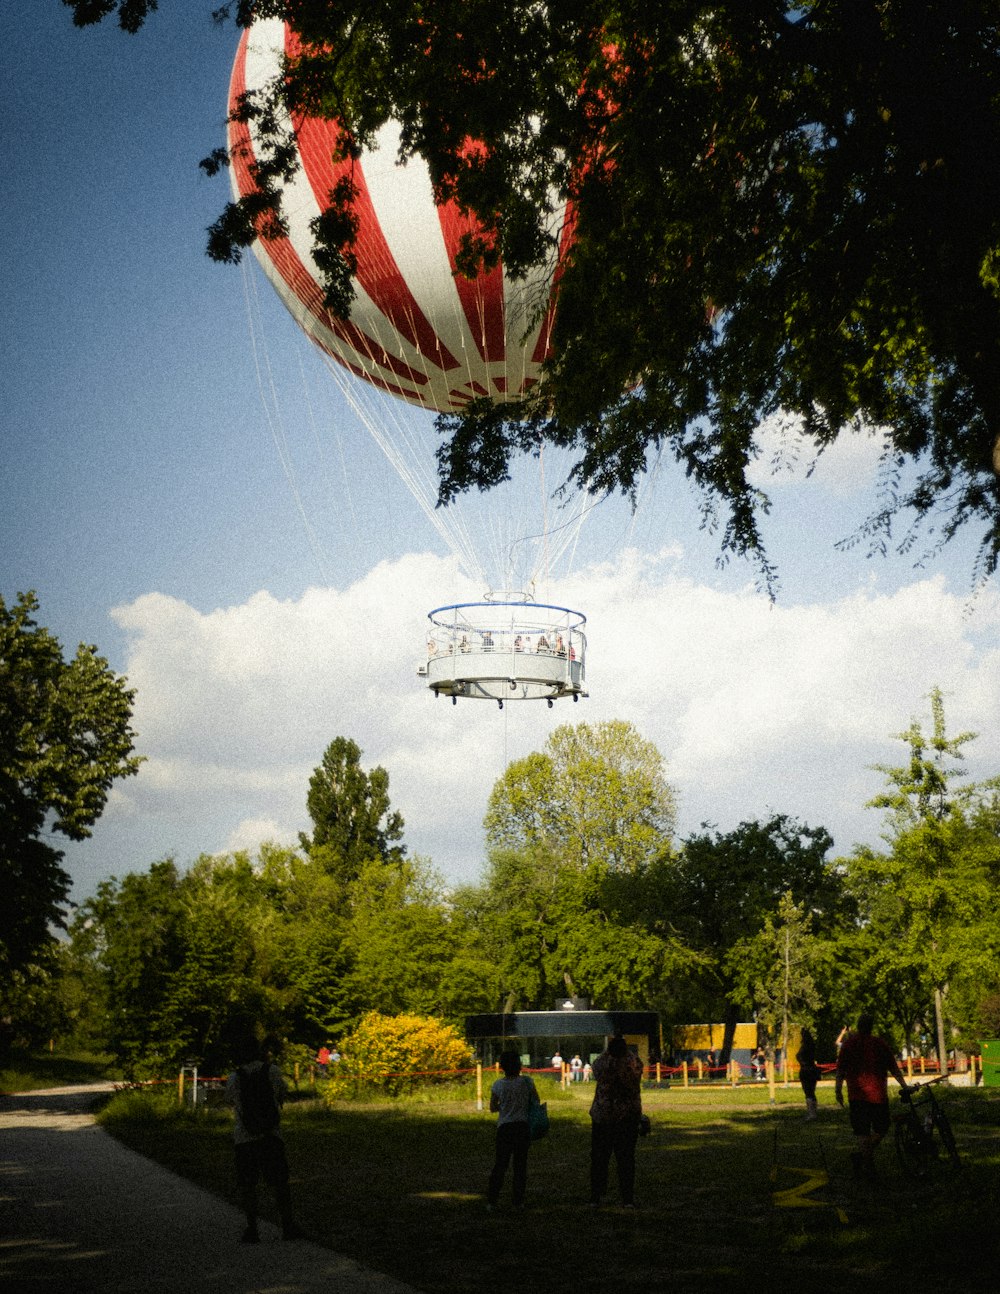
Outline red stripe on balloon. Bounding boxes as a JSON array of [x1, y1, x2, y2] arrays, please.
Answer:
[[229, 32, 435, 393], [284, 31, 462, 377], [437, 198, 508, 373]]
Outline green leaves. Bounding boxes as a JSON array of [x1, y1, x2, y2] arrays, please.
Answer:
[[0, 592, 142, 982], [301, 736, 405, 885], [231, 2, 1000, 586], [838, 689, 1000, 1053], [474, 721, 685, 1011], [485, 720, 677, 875]]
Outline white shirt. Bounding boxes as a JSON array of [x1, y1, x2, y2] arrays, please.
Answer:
[[490, 1075, 538, 1126]]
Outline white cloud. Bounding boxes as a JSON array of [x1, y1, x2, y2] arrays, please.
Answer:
[[217, 817, 299, 857], [747, 413, 890, 498], [67, 549, 1000, 895]]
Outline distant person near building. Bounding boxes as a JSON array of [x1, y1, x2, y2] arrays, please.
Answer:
[[226, 1035, 304, 1243], [835, 1014, 908, 1179]]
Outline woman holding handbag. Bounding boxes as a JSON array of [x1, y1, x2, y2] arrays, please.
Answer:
[[487, 1050, 542, 1210]]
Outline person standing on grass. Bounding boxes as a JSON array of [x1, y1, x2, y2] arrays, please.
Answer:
[[226, 1034, 304, 1243], [835, 1013, 908, 1180], [487, 1051, 539, 1211], [589, 1035, 644, 1209], [797, 1028, 822, 1121]]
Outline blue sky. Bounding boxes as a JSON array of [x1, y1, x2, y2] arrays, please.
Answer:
[[4, 4, 999, 905]]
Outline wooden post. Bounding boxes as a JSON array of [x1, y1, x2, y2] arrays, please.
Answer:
[[682, 1060, 689, 1089], [731, 1059, 738, 1086], [178, 1070, 184, 1106], [767, 1057, 776, 1105], [656, 1062, 661, 1086], [696, 1058, 703, 1082], [907, 1054, 913, 1078], [476, 1062, 483, 1112], [920, 1055, 926, 1074]]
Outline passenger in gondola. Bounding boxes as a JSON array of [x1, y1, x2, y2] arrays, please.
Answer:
[[537, 634, 550, 652]]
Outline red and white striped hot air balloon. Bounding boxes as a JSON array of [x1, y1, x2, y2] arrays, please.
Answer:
[[229, 17, 573, 416], [228, 18, 592, 703]]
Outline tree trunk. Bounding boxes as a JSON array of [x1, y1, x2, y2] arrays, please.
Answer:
[[934, 985, 949, 1076], [718, 1001, 739, 1068]]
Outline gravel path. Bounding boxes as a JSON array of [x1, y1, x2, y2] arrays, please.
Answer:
[[0, 1085, 418, 1293]]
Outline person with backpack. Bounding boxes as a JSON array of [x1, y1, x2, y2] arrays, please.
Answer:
[[487, 1050, 541, 1211], [225, 1034, 304, 1243]]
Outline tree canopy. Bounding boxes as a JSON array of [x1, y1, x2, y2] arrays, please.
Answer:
[[840, 689, 1000, 1064], [485, 719, 677, 874], [0, 592, 142, 984], [476, 720, 689, 1012], [32, 700, 1000, 1071], [65, 1, 1000, 588]]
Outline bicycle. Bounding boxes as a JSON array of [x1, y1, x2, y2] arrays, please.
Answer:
[[893, 1077, 960, 1178]]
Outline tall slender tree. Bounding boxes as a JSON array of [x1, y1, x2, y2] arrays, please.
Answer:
[[300, 737, 405, 887], [851, 687, 1000, 1067]]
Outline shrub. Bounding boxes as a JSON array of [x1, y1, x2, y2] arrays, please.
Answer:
[[322, 1012, 473, 1100]]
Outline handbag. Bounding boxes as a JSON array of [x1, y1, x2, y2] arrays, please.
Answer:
[[527, 1081, 549, 1141]]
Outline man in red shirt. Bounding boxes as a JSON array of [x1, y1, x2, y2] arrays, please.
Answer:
[[835, 1014, 907, 1179]]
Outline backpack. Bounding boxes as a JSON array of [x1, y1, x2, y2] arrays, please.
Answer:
[[237, 1063, 280, 1136]]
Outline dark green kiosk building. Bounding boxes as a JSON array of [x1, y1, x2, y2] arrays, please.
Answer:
[[465, 1003, 661, 1071]]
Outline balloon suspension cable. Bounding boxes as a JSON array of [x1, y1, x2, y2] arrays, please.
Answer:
[[242, 263, 333, 583]]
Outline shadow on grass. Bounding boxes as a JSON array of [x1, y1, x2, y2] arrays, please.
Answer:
[[99, 1086, 1000, 1291]]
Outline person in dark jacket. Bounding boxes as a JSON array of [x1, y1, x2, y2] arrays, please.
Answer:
[[225, 1034, 304, 1243]]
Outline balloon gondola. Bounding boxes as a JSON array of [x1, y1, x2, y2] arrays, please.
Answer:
[[229, 19, 590, 705], [421, 596, 587, 704]]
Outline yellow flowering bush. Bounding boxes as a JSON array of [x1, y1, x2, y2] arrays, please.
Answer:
[[322, 1012, 473, 1099]]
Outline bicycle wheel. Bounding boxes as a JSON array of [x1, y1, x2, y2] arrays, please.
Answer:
[[934, 1109, 961, 1168], [894, 1115, 929, 1178]]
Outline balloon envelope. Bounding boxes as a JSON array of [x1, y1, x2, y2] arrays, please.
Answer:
[[229, 18, 571, 415]]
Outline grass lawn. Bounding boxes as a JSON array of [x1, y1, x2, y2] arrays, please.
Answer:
[[0, 1048, 120, 1092], [98, 1078, 1000, 1290]]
